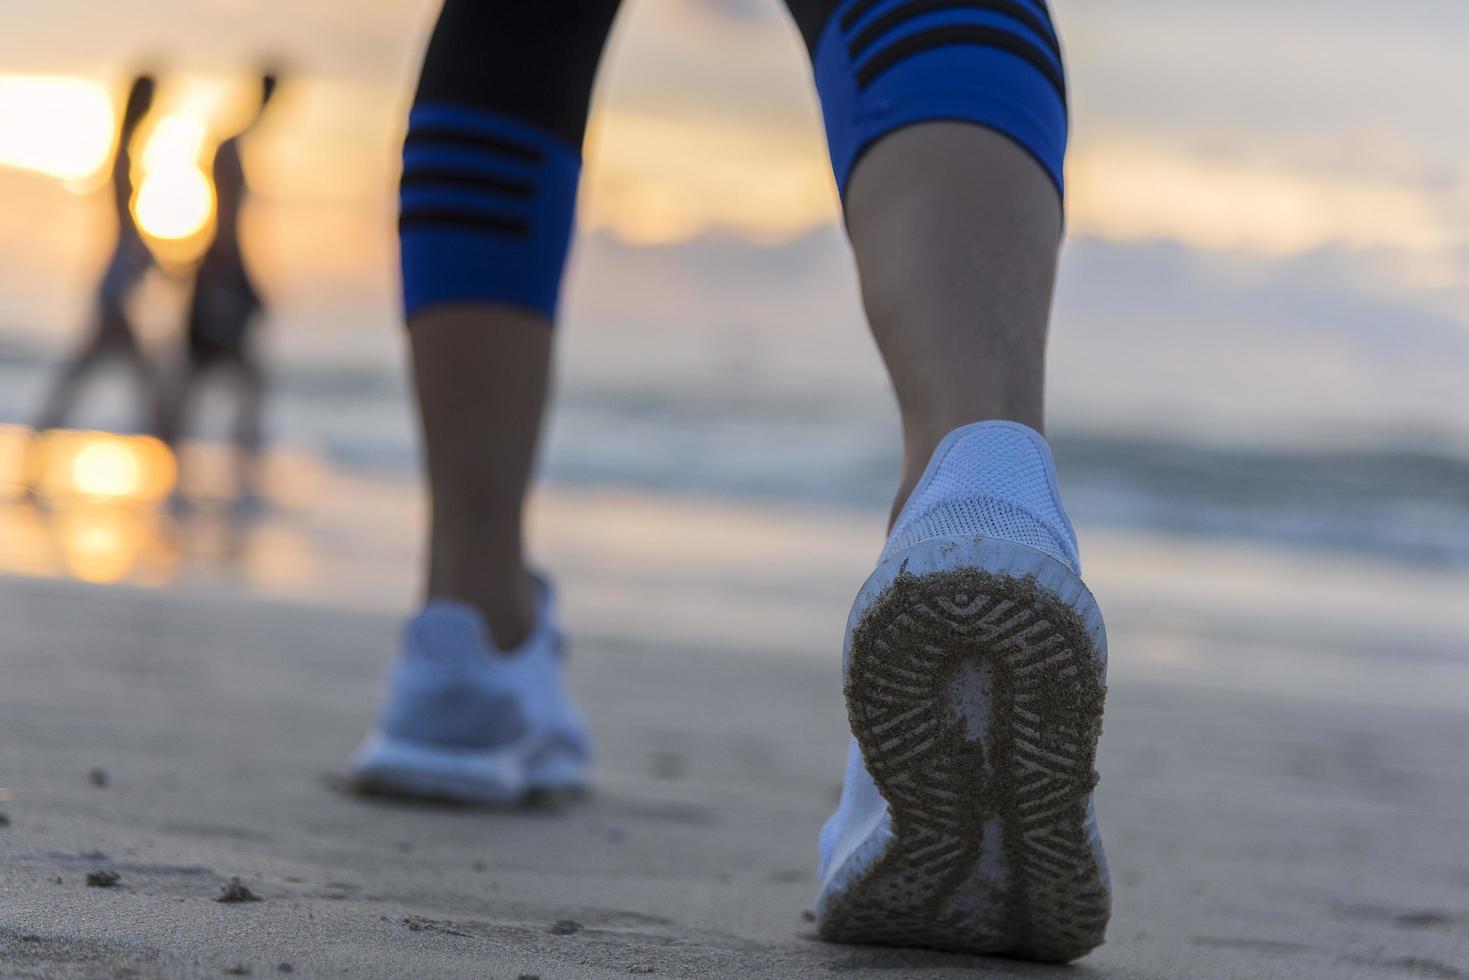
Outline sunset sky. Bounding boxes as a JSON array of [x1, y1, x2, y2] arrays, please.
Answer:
[[1, 0, 1466, 440]]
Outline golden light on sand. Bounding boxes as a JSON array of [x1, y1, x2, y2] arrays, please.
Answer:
[[71, 440, 144, 498], [58, 507, 148, 584], [30, 431, 177, 503], [7, 430, 178, 585], [0, 75, 114, 180], [0, 424, 28, 499]]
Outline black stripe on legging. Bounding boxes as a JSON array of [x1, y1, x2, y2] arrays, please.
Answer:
[[405, 127, 545, 164], [400, 170, 537, 200], [843, 0, 1051, 32], [854, 23, 1067, 100], [847, 0, 1059, 62], [398, 210, 530, 237]]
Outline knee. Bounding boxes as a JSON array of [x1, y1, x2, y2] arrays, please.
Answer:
[[399, 105, 582, 320], [799, 0, 1069, 199], [400, 0, 622, 322]]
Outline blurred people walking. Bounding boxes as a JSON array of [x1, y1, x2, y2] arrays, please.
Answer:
[[32, 74, 163, 436], [158, 72, 278, 506]]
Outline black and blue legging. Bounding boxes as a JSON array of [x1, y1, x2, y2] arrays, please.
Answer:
[[400, 0, 1067, 321]]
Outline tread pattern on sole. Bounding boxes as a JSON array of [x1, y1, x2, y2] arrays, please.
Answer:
[[819, 565, 1109, 963]]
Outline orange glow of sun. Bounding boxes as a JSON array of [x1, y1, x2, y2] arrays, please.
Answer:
[[0, 75, 114, 180], [133, 114, 215, 242]]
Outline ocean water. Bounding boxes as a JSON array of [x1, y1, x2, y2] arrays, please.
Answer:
[[2, 311, 1466, 576]]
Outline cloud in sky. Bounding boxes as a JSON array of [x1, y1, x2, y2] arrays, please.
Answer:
[[5, 0, 1465, 256], [1068, 138, 1467, 258], [558, 224, 1469, 441]]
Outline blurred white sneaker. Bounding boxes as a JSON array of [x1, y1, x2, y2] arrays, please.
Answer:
[[348, 580, 590, 804], [816, 421, 1110, 962]]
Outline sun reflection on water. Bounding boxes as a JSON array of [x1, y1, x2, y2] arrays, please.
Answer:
[[0, 425, 330, 592], [27, 429, 177, 503], [54, 506, 155, 584], [5, 428, 178, 584]]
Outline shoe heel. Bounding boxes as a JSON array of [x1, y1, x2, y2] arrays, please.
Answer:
[[823, 536, 1110, 962]]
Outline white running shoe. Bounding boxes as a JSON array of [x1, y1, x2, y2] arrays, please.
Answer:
[[348, 579, 590, 804], [815, 421, 1110, 962]]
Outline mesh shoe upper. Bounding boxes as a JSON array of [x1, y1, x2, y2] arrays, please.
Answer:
[[882, 421, 1080, 573], [376, 583, 587, 758]]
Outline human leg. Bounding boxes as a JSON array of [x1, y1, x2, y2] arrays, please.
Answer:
[[786, 0, 1109, 960], [31, 305, 126, 434], [845, 124, 1060, 523], [786, 0, 1068, 522], [349, 0, 620, 803], [412, 311, 549, 651], [402, 0, 622, 650], [229, 350, 266, 501]]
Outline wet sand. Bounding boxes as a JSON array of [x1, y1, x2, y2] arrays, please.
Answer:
[[2, 488, 1468, 978]]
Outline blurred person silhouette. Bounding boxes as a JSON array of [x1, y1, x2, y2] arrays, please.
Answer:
[[158, 72, 278, 507], [349, 1, 1106, 964], [32, 73, 163, 436]]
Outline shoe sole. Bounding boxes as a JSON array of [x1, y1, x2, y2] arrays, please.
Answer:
[[348, 732, 587, 806], [817, 536, 1110, 963]]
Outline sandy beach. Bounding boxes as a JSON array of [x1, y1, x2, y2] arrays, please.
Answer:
[[2, 481, 1467, 979], [2, 0, 1467, 972]]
